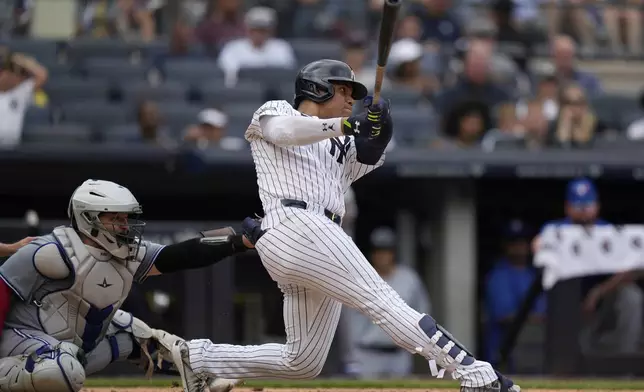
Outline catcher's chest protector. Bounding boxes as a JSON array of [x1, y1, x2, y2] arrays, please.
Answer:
[[39, 227, 140, 352]]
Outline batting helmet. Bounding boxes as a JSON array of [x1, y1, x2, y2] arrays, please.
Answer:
[[293, 59, 368, 108]]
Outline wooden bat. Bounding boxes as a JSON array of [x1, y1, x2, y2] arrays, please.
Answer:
[[373, 0, 402, 103]]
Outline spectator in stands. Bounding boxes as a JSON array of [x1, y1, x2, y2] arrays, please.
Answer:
[[517, 68, 559, 123], [292, 0, 327, 38], [543, 0, 596, 51], [341, 227, 431, 379], [434, 41, 512, 125], [396, 14, 423, 41], [484, 219, 546, 367], [520, 100, 549, 149], [409, 0, 462, 48], [602, 0, 642, 56], [195, 0, 245, 49], [217, 6, 296, 85], [435, 100, 491, 149], [552, 35, 601, 95], [183, 108, 244, 151], [342, 31, 387, 91], [533, 178, 643, 355], [488, 0, 539, 73], [135, 100, 175, 148], [547, 82, 606, 148], [0, 47, 47, 147], [626, 89, 644, 140], [77, 0, 159, 41], [387, 39, 438, 99]]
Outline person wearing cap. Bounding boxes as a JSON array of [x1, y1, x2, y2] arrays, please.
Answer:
[[340, 227, 430, 379], [408, 0, 462, 47], [484, 219, 546, 368], [387, 38, 438, 98], [533, 178, 643, 354], [183, 108, 244, 151], [216, 6, 296, 81]]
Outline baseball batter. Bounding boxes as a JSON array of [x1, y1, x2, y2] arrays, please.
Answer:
[[0, 179, 264, 392], [154, 60, 519, 392]]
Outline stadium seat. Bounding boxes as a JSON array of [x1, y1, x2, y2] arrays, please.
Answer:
[[3, 38, 60, 63], [83, 58, 149, 81], [101, 124, 142, 142], [593, 134, 644, 149], [23, 107, 51, 126], [290, 39, 343, 66], [61, 102, 128, 129], [237, 67, 296, 86], [45, 77, 111, 103], [276, 83, 294, 102], [65, 39, 137, 60], [154, 103, 201, 130], [226, 114, 252, 138], [120, 81, 189, 103], [22, 124, 92, 144], [199, 81, 265, 107], [590, 94, 640, 129], [380, 88, 426, 106], [391, 107, 438, 146], [163, 59, 224, 84]]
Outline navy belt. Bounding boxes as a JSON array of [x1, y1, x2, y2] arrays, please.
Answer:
[[281, 199, 342, 225]]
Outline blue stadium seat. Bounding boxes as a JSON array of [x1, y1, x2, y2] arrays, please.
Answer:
[[290, 39, 343, 66], [163, 59, 223, 84], [237, 67, 296, 86], [22, 124, 92, 144], [590, 94, 639, 129], [380, 88, 426, 106], [65, 39, 136, 60], [276, 83, 294, 102], [23, 107, 51, 126], [102, 124, 142, 142], [222, 104, 261, 119], [226, 114, 252, 138], [45, 77, 111, 103], [199, 81, 265, 107], [391, 107, 438, 146], [83, 58, 149, 81], [154, 103, 201, 130], [3, 38, 59, 62], [44, 63, 80, 78], [61, 102, 128, 129], [120, 81, 188, 103]]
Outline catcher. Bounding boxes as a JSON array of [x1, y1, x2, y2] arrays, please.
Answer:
[[0, 179, 263, 392]]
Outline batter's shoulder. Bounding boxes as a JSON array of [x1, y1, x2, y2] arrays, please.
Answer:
[[255, 100, 300, 118]]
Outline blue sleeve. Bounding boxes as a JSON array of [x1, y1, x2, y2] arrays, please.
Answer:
[[133, 241, 166, 283], [485, 269, 516, 322], [0, 238, 54, 302]]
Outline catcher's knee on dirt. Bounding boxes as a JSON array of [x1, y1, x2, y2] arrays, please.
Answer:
[[0, 342, 85, 392]]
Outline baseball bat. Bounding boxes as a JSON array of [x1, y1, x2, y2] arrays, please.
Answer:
[[373, 0, 402, 103]]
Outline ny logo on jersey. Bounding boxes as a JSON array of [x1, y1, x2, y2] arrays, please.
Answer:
[[329, 137, 351, 164]]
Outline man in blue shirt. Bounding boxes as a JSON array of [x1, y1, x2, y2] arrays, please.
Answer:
[[484, 219, 546, 367], [534, 177, 643, 354]]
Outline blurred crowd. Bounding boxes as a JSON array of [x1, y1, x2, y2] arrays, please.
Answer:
[[0, 0, 643, 150]]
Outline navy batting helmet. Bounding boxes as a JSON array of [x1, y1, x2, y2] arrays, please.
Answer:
[[293, 59, 368, 108]]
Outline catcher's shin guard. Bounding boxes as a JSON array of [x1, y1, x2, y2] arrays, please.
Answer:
[[0, 342, 86, 392]]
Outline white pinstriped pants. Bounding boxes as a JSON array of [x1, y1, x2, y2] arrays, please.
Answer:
[[187, 211, 496, 386]]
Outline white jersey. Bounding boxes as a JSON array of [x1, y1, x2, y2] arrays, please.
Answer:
[[245, 100, 384, 228]]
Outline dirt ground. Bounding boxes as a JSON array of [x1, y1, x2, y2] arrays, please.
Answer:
[[81, 388, 644, 392]]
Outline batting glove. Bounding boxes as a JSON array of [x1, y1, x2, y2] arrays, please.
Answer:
[[241, 217, 265, 246]]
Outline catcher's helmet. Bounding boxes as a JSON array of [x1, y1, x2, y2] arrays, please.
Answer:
[[293, 59, 368, 108]]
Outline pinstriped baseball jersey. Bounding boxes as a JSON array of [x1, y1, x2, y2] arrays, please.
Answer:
[[245, 100, 384, 228]]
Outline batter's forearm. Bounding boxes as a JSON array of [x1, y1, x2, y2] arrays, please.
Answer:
[[261, 116, 344, 146], [153, 237, 247, 274]]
